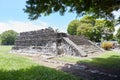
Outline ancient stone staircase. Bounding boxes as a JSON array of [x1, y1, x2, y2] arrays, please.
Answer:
[[68, 35, 104, 56], [62, 37, 87, 57]]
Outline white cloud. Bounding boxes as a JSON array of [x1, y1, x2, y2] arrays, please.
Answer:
[[47, 24, 67, 33], [0, 21, 48, 33], [114, 24, 120, 35], [112, 9, 120, 19]]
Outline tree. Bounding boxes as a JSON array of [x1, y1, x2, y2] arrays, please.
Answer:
[[24, 0, 120, 20], [67, 16, 115, 42], [77, 23, 93, 37], [67, 16, 94, 35], [116, 28, 120, 43], [95, 20, 114, 41], [1, 30, 18, 45], [80, 15, 95, 26], [88, 27, 102, 42], [67, 20, 79, 35], [67, 16, 95, 40]]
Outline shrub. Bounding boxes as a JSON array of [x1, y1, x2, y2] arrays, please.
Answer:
[[1, 30, 18, 45], [101, 42, 113, 50]]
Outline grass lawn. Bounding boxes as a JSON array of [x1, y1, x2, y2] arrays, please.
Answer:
[[79, 51, 120, 71], [57, 51, 120, 71], [0, 46, 82, 80], [0, 45, 12, 53]]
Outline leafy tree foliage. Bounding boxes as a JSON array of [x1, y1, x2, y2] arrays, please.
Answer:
[[1, 30, 18, 45], [24, 0, 120, 20], [67, 20, 79, 35], [77, 23, 93, 37], [88, 27, 102, 42], [80, 15, 95, 25], [94, 20, 114, 41], [116, 28, 120, 43], [67, 16, 95, 35], [67, 16, 115, 42]]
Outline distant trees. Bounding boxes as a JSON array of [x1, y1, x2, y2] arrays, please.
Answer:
[[77, 23, 93, 37], [116, 28, 120, 43], [79, 16, 95, 25], [94, 20, 114, 41], [0, 30, 18, 45], [76, 16, 95, 41], [67, 20, 80, 35], [67, 16, 115, 42]]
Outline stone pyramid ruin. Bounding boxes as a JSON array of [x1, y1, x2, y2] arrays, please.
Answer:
[[12, 28, 104, 57]]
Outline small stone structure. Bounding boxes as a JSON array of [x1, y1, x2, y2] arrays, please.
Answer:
[[12, 28, 104, 57]]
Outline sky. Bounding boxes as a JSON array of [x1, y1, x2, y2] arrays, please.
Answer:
[[0, 0, 78, 33], [0, 0, 120, 34]]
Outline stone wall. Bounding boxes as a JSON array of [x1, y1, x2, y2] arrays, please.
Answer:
[[12, 28, 67, 55], [14, 28, 56, 47]]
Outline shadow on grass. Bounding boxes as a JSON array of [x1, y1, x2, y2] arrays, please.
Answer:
[[0, 65, 81, 80], [60, 55, 120, 80], [77, 55, 120, 72]]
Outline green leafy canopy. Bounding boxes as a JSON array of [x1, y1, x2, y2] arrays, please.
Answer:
[[67, 16, 115, 42], [24, 0, 120, 20], [1, 30, 18, 45], [116, 28, 120, 43]]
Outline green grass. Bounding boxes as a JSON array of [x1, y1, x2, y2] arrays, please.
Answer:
[[0, 45, 12, 53], [58, 51, 120, 71], [0, 46, 82, 80], [79, 51, 120, 70]]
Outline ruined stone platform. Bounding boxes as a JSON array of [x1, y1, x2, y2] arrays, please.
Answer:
[[12, 28, 104, 57]]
